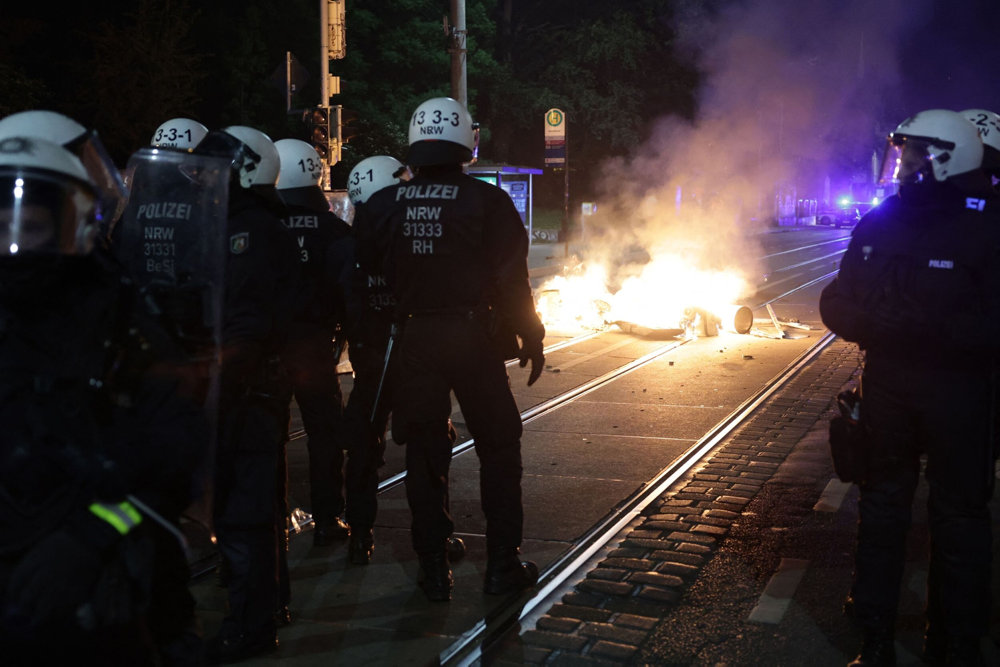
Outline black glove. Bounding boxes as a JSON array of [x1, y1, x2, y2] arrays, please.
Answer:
[[517, 336, 545, 386], [5, 528, 105, 629]]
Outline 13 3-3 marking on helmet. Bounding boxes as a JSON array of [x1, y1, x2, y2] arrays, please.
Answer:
[[411, 109, 461, 127]]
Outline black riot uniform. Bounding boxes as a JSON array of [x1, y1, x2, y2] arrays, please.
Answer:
[[0, 255, 210, 665], [278, 187, 352, 544], [0, 134, 209, 666], [356, 163, 545, 600], [338, 204, 395, 564], [820, 179, 1000, 662], [211, 180, 299, 660]]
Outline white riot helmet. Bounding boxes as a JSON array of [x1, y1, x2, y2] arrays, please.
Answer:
[[406, 97, 478, 167], [151, 118, 208, 151], [879, 109, 984, 185], [0, 135, 98, 256], [961, 108, 1000, 174], [274, 138, 324, 190], [0, 109, 127, 227], [348, 155, 406, 204], [221, 125, 280, 188]]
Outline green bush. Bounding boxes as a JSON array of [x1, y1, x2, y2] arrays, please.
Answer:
[[532, 207, 564, 231]]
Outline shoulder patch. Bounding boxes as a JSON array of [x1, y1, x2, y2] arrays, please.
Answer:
[[230, 232, 249, 254]]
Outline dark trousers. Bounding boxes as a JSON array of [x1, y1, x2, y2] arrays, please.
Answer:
[[276, 436, 290, 610], [853, 362, 994, 641], [393, 317, 524, 555], [342, 333, 390, 532], [147, 521, 203, 662], [213, 395, 285, 639], [283, 333, 344, 527]]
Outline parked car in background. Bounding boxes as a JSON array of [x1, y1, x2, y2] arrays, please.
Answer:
[[817, 196, 878, 229]]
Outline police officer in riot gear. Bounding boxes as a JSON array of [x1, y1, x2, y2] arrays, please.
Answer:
[[0, 136, 210, 664], [274, 138, 352, 546], [201, 125, 300, 662], [341, 154, 407, 565], [117, 120, 234, 663], [820, 109, 1000, 666], [355, 97, 545, 602], [0, 110, 129, 248]]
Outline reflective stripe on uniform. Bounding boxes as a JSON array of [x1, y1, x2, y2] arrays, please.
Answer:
[[88, 500, 143, 535]]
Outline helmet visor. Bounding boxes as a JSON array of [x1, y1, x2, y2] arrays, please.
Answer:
[[194, 131, 262, 189], [878, 136, 935, 186], [67, 130, 128, 226], [0, 169, 97, 256]]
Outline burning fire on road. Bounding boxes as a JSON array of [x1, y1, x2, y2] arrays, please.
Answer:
[[534, 251, 754, 339]]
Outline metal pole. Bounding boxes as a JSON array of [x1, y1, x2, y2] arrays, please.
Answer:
[[449, 0, 467, 107], [320, 1, 330, 103], [285, 51, 293, 112], [319, 0, 330, 187], [563, 124, 569, 258]]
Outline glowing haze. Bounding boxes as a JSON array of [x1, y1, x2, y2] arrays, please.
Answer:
[[536, 0, 924, 335]]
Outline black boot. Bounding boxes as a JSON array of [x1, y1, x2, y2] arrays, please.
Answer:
[[484, 547, 539, 595], [349, 528, 375, 565], [313, 517, 350, 546], [848, 629, 896, 666], [417, 551, 452, 602]]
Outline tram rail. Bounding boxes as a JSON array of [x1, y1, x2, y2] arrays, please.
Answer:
[[440, 330, 837, 665]]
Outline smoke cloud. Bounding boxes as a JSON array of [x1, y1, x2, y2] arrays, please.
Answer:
[[577, 0, 993, 301]]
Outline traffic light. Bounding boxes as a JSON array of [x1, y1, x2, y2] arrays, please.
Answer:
[[337, 106, 361, 145], [303, 105, 332, 161]]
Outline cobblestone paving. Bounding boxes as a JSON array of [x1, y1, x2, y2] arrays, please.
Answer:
[[513, 339, 862, 664]]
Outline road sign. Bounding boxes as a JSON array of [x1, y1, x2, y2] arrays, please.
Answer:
[[545, 108, 565, 139], [544, 108, 566, 166], [544, 141, 566, 166]]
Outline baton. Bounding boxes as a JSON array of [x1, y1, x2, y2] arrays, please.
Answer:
[[370, 322, 398, 424]]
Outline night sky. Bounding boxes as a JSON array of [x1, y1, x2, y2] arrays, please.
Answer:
[[5, 1, 999, 128]]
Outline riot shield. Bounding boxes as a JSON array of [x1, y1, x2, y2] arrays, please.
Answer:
[[117, 147, 227, 359], [115, 148, 229, 561]]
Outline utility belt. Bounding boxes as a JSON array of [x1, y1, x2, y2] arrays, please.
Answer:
[[399, 305, 519, 360]]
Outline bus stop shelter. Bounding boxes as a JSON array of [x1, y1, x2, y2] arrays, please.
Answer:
[[467, 164, 543, 240]]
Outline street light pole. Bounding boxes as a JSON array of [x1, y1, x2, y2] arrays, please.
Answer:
[[449, 0, 467, 108]]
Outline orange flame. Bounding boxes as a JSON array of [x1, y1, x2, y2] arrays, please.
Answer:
[[536, 252, 750, 336]]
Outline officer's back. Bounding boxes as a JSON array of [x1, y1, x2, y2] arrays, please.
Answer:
[[363, 166, 531, 318]]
